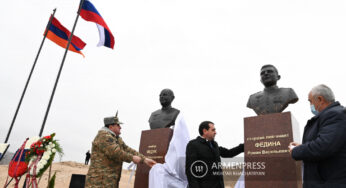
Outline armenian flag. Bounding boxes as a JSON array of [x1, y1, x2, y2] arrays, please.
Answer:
[[46, 16, 86, 56], [80, 0, 115, 49]]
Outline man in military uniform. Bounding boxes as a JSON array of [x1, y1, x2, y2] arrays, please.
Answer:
[[149, 89, 180, 129], [247, 64, 299, 115], [85, 112, 156, 188]]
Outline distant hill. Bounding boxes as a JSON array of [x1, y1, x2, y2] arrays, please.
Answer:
[[0, 151, 14, 165]]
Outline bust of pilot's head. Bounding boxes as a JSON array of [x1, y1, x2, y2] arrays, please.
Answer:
[[159, 89, 175, 108], [260, 64, 281, 88]]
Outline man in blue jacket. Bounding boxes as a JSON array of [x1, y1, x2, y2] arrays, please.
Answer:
[[289, 84, 346, 188]]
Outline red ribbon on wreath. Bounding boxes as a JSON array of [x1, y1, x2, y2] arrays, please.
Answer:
[[24, 155, 41, 188]]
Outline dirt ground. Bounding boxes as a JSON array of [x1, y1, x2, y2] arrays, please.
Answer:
[[1, 161, 240, 187], [0, 161, 135, 188]]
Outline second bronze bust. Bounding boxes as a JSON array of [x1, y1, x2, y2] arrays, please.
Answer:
[[149, 89, 180, 129]]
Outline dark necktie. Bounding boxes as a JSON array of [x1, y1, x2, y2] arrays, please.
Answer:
[[208, 141, 214, 149]]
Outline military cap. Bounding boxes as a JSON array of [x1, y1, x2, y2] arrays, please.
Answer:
[[104, 111, 123, 126]]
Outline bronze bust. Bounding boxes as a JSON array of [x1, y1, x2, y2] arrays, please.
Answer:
[[247, 65, 299, 115], [149, 89, 180, 129]]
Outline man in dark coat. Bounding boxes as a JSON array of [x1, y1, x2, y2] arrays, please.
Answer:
[[186, 121, 244, 188], [85, 150, 91, 165], [289, 84, 346, 188]]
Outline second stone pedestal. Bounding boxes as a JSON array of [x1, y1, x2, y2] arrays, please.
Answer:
[[134, 128, 173, 188]]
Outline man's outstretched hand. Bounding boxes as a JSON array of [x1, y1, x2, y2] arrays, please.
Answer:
[[144, 158, 156, 167]]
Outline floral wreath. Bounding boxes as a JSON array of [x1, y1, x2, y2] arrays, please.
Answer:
[[25, 133, 63, 178]]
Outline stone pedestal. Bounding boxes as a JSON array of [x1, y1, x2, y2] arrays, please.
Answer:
[[134, 128, 173, 188], [244, 112, 302, 188]]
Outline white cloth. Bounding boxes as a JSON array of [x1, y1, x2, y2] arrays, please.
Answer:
[[234, 169, 245, 188], [149, 113, 190, 188], [127, 163, 137, 188], [0, 143, 10, 160]]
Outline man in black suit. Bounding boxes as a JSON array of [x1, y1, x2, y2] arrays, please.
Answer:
[[289, 84, 346, 188], [185, 121, 244, 188]]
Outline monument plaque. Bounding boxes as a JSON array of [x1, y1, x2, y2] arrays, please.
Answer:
[[244, 112, 302, 188], [134, 128, 173, 188]]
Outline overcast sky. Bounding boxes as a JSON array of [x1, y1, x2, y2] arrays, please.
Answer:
[[1, 0, 346, 165]]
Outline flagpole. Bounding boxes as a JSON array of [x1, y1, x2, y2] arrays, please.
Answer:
[[39, 0, 85, 137], [4, 9, 57, 143]]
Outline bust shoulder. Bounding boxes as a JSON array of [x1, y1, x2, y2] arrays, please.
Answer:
[[247, 91, 264, 108], [169, 107, 180, 114], [278, 87, 293, 92], [150, 109, 162, 116], [249, 91, 264, 98], [279, 87, 298, 102], [149, 107, 180, 129]]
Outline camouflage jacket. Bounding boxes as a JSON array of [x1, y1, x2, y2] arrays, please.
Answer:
[[85, 127, 145, 188]]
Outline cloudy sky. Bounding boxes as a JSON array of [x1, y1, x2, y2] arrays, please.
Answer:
[[1, 0, 346, 165]]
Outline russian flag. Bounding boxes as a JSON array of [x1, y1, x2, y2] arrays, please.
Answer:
[[80, 0, 115, 49], [46, 16, 86, 56]]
